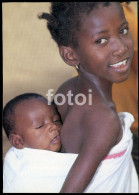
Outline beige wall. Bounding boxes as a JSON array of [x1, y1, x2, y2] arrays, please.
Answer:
[[2, 2, 74, 157], [2, 2, 137, 158], [3, 2, 74, 105]]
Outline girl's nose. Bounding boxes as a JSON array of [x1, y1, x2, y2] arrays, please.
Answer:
[[112, 38, 128, 57]]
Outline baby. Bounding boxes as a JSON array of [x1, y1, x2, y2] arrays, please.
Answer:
[[3, 93, 62, 152], [3, 93, 64, 192]]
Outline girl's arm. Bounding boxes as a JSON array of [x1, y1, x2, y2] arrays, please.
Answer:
[[60, 109, 121, 193]]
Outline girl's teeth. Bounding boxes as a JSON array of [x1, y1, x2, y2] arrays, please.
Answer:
[[109, 59, 127, 67]]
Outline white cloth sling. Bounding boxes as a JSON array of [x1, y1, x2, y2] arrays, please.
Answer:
[[3, 112, 138, 193]]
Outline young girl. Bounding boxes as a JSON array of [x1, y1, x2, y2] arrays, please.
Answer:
[[38, 2, 138, 193]]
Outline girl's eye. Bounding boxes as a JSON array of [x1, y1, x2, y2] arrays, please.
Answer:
[[119, 27, 129, 35], [95, 38, 107, 45], [35, 124, 44, 129]]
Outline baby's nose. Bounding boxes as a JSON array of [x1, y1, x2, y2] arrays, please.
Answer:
[[48, 123, 59, 133]]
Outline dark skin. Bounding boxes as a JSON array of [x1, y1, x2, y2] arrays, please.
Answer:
[[9, 99, 62, 152], [55, 3, 134, 193]]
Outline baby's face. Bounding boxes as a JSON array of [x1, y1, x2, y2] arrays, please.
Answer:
[[14, 98, 62, 152]]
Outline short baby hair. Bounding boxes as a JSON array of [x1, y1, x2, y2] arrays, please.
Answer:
[[38, 2, 123, 48], [3, 93, 49, 138]]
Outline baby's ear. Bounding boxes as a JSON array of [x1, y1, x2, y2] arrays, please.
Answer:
[[9, 134, 24, 149], [59, 46, 79, 68]]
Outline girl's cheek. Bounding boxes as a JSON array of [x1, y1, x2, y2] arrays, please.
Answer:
[[127, 35, 134, 51]]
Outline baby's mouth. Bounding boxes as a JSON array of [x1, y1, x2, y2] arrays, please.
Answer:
[[51, 135, 61, 144]]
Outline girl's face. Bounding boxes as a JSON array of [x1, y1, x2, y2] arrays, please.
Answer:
[[14, 99, 62, 151], [74, 3, 134, 83]]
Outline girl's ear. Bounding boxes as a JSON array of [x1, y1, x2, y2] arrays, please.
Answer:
[[9, 134, 24, 149], [59, 46, 79, 67]]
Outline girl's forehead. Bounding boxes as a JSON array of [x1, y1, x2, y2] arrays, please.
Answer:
[[86, 2, 123, 16], [81, 3, 123, 21], [79, 3, 125, 33]]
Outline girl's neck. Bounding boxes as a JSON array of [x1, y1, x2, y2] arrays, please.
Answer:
[[77, 66, 113, 102]]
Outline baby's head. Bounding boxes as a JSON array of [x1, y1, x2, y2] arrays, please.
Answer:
[[3, 93, 62, 152]]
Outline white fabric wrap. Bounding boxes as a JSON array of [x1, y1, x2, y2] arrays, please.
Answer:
[[3, 112, 139, 193]]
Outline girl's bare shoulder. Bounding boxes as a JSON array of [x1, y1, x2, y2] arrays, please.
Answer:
[[56, 76, 79, 95], [79, 103, 122, 147]]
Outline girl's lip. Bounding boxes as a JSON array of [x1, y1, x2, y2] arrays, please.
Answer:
[[51, 135, 61, 144], [109, 59, 127, 68], [108, 58, 130, 72]]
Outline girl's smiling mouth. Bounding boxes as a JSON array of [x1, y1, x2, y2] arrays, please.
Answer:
[[108, 58, 130, 72]]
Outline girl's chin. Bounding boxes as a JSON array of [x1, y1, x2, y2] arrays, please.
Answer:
[[113, 71, 130, 83]]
